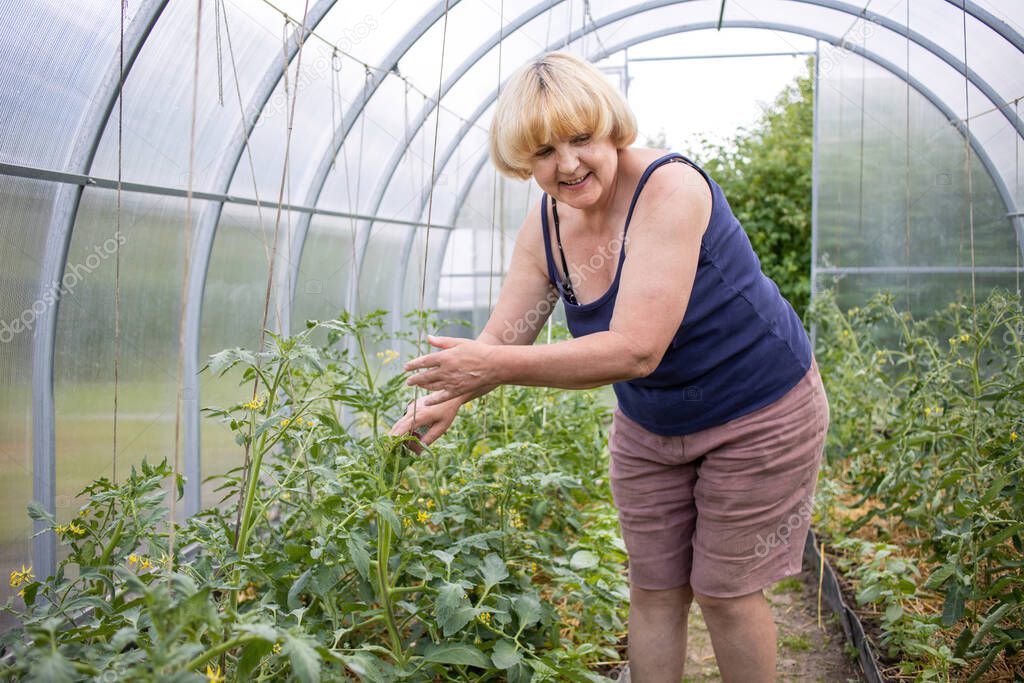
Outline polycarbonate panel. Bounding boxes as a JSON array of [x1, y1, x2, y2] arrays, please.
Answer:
[[91, 0, 284, 190], [814, 271, 1020, 320], [198, 203, 281, 499], [357, 223, 406, 321], [0, 0, 121, 169], [819, 48, 1015, 266], [0, 176, 56, 627], [291, 213, 356, 335], [815, 44, 1021, 312], [53, 188, 198, 532]]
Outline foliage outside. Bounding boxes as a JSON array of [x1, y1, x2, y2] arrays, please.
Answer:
[[2, 314, 626, 681], [694, 58, 815, 318], [810, 288, 1024, 681]]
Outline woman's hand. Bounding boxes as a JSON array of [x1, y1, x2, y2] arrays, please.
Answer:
[[404, 336, 499, 406], [388, 392, 462, 454]]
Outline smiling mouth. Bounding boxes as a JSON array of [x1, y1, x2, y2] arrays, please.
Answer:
[[560, 172, 590, 187]]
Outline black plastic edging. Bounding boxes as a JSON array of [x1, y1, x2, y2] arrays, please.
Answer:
[[803, 530, 886, 683]]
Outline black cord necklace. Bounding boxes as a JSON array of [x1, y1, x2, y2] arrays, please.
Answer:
[[550, 196, 579, 305]]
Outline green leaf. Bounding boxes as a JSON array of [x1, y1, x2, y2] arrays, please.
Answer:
[[941, 583, 968, 627], [27, 650, 76, 683], [288, 568, 312, 611], [237, 640, 273, 680], [491, 639, 522, 669], [435, 582, 475, 636], [481, 553, 508, 590], [285, 634, 322, 683], [514, 593, 542, 629], [924, 564, 956, 590], [883, 602, 903, 623], [569, 550, 598, 571], [422, 643, 491, 669], [347, 535, 371, 581]]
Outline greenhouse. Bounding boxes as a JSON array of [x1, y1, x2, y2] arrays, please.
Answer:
[[1, 0, 1021, 680]]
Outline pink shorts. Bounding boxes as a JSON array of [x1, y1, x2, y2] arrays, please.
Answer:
[[608, 358, 829, 597]]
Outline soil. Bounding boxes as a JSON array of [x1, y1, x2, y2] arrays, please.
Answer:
[[609, 569, 866, 682]]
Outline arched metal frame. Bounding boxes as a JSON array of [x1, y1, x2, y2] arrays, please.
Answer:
[[400, 14, 1024, 317], [182, 0, 337, 517], [24, 0, 1023, 578], [30, 0, 169, 579]]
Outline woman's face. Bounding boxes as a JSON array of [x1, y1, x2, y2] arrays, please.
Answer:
[[529, 133, 618, 211]]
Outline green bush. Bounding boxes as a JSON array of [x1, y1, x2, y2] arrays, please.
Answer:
[[2, 314, 626, 681], [695, 59, 814, 318], [811, 288, 1024, 681]]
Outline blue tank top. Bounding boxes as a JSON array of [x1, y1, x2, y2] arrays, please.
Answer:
[[540, 152, 812, 436]]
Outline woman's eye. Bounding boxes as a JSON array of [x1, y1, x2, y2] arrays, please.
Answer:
[[535, 147, 553, 157], [572, 135, 590, 144]]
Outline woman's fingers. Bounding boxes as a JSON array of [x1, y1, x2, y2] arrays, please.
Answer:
[[423, 390, 452, 406], [404, 350, 443, 372]]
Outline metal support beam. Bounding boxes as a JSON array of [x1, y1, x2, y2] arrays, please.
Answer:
[[283, 0, 465, 322], [31, 0, 169, 580], [437, 20, 1024, 319], [376, 0, 1023, 324], [181, 0, 333, 517]]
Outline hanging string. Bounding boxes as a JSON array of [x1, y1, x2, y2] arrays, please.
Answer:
[[172, 0, 205, 564], [220, 0, 269, 266], [214, 0, 224, 106], [412, 0, 451, 433], [483, 0, 505, 441], [113, 0, 126, 485], [961, 1, 977, 320], [564, 0, 573, 50], [904, 0, 911, 310], [1016, 97, 1021, 297], [330, 50, 341, 170], [232, 0, 312, 550], [583, 0, 609, 59]]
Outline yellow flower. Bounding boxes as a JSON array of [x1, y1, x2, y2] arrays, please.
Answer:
[[960, 333, 970, 343], [236, 583, 258, 603], [68, 522, 85, 536], [272, 642, 282, 655], [948, 336, 958, 347], [206, 663, 226, 683], [1012, 431, 1019, 443], [128, 554, 139, 566], [279, 418, 291, 428], [508, 511, 524, 529], [477, 611, 491, 625], [403, 517, 412, 528], [439, 487, 449, 496], [242, 397, 265, 411], [426, 499, 435, 510], [417, 510, 430, 524], [9, 564, 33, 588], [53, 524, 68, 535], [78, 509, 87, 517], [924, 407, 932, 417], [530, 562, 538, 574], [140, 558, 152, 571], [376, 349, 400, 364]]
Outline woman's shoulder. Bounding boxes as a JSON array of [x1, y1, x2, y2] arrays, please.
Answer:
[[621, 147, 710, 205]]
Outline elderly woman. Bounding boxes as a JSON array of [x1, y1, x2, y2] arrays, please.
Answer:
[[390, 51, 829, 683]]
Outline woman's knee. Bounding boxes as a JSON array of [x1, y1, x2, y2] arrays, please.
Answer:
[[631, 583, 694, 609], [692, 588, 763, 617]]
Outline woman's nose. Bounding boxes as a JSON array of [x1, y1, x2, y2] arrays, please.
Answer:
[[555, 148, 579, 174]]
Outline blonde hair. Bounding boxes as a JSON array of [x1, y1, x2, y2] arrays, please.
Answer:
[[489, 51, 638, 180]]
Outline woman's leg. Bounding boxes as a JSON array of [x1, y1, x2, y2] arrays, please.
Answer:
[[628, 584, 693, 683], [693, 589, 776, 682]]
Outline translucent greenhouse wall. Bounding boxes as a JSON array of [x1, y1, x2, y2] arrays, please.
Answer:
[[814, 44, 1023, 315]]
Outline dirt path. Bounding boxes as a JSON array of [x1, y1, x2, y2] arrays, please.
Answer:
[[614, 569, 865, 682]]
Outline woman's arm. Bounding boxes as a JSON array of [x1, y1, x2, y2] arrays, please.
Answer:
[[407, 161, 711, 405]]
